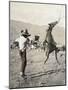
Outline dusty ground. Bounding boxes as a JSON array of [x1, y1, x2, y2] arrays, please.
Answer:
[[9, 47, 66, 89]]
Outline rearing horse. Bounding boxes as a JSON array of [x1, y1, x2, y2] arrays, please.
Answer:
[[43, 20, 60, 64]]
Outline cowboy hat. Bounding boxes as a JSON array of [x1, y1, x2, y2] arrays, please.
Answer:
[[22, 29, 31, 37]]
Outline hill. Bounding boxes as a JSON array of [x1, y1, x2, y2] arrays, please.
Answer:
[[10, 20, 65, 45]]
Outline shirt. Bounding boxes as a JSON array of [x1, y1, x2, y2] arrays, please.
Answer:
[[15, 36, 27, 51]]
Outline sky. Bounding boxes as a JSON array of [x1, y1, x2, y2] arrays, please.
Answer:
[[10, 2, 65, 27]]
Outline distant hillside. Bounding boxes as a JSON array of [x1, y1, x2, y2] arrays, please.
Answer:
[[10, 20, 65, 45]]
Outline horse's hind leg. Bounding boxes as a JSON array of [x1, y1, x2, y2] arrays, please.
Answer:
[[55, 50, 60, 65], [44, 51, 49, 64]]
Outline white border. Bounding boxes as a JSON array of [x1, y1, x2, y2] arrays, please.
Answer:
[[0, 0, 68, 90]]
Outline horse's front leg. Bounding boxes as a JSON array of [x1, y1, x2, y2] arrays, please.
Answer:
[[55, 50, 60, 65], [44, 50, 49, 64]]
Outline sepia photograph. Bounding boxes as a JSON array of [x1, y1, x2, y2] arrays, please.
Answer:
[[9, 1, 66, 89]]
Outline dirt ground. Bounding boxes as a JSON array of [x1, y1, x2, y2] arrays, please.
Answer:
[[9, 47, 66, 89]]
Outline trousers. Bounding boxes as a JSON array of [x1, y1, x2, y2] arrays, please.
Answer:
[[19, 49, 27, 75]]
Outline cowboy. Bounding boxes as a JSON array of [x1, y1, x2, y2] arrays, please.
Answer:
[[32, 35, 40, 48], [12, 29, 31, 77]]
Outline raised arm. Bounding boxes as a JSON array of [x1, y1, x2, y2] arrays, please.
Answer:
[[10, 38, 19, 49]]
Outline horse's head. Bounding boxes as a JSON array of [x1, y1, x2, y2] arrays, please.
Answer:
[[47, 21, 58, 32]]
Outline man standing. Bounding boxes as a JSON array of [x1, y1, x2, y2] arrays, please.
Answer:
[[12, 29, 31, 77]]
